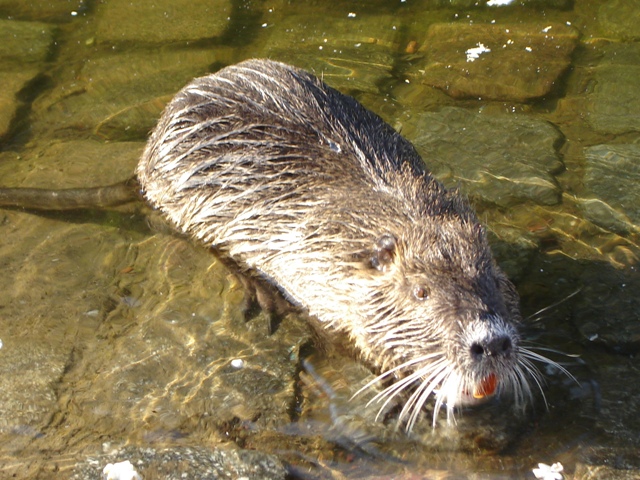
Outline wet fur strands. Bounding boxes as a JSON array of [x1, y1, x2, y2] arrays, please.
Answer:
[[138, 59, 566, 430]]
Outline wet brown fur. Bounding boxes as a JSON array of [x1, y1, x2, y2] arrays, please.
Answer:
[[137, 59, 544, 428]]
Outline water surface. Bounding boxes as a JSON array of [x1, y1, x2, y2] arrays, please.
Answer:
[[0, 0, 639, 478]]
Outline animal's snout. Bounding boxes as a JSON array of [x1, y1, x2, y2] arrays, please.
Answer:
[[470, 335, 513, 359]]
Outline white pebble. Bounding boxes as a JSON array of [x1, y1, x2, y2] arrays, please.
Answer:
[[102, 460, 141, 480], [231, 358, 244, 369], [533, 462, 564, 480]]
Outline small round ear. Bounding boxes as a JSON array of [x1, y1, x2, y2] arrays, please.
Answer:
[[370, 233, 397, 271]]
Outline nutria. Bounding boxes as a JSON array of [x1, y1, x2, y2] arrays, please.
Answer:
[[136, 58, 564, 430]]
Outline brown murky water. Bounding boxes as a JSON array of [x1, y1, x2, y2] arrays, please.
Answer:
[[0, 0, 639, 478]]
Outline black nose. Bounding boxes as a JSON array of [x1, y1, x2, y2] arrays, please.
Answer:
[[470, 336, 513, 359]]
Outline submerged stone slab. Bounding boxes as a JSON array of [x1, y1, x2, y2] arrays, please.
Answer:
[[410, 107, 564, 206], [577, 197, 637, 236], [599, 0, 640, 41], [0, 209, 311, 473], [32, 48, 229, 140], [31, 228, 312, 445], [0, 342, 65, 435], [586, 44, 640, 135], [584, 144, 640, 228], [0, 19, 54, 64], [0, 140, 142, 188], [411, 22, 578, 102], [263, 14, 398, 94], [0, 213, 136, 449], [94, 0, 232, 44]]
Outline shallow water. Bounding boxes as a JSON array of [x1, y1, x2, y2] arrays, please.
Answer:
[[0, 0, 639, 478]]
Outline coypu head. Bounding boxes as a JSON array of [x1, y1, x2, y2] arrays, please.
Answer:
[[354, 211, 553, 429]]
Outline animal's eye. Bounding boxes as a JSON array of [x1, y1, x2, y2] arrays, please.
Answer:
[[413, 285, 429, 300]]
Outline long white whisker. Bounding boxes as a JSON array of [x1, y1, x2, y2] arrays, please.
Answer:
[[519, 348, 577, 383], [400, 363, 451, 430], [524, 345, 582, 359], [517, 355, 545, 385], [370, 359, 449, 420], [517, 359, 536, 393], [513, 366, 533, 411], [365, 359, 445, 407], [371, 371, 426, 421], [351, 352, 443, 400], [518, 357, 548, 408], [525, 288, 581, 322], [402, 363, 448, 419], [432, 366, 458, 427]]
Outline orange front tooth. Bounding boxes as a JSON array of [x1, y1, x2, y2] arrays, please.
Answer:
[[473, 373, 497, 399]]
